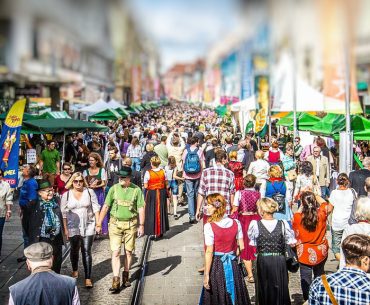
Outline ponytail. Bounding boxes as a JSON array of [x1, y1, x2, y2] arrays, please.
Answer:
[[300, 191, 319, 232]]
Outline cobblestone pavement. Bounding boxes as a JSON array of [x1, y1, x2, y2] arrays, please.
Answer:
[[0, 202, 145, 305], [142, 204, 338, 305]]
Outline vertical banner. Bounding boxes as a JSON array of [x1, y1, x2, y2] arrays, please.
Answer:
[[0, 99, 26, 187], [220, 52, 240, 105], [131, 66, 142, 103], [240, 41, 254, 101]]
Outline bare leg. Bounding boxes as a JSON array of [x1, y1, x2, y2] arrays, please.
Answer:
[[173, 195, 178, 215], [244, 259, 253, 278], [112, 250, 121, 277], [124, 250, 132, 272]]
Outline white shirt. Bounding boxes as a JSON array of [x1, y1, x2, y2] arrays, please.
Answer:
[[143, 167, 168, 184], [247, 219, 296, 246], [247, 159, 270, 180], [329, 189, 355, 231], [204, 215, 243, 246]]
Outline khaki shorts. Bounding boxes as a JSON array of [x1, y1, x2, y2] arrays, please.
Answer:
[[109, 217, 137, 252]]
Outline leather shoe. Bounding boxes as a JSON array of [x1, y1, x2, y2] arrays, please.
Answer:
[[109, 276, 120, 293], [122, 271, 131, 287]]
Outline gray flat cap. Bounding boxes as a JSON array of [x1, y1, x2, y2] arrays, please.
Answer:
[[24, 242, 53, 262]]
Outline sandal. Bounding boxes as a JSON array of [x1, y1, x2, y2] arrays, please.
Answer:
[[247, 276, 255, 283]]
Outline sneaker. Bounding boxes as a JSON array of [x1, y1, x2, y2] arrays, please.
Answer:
[[174, 214, 179, 220], [189, 218, 196, 224]]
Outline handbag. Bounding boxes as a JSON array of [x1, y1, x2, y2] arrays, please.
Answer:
[[287, 169, 297, 181], [282, 221, 299, 273]]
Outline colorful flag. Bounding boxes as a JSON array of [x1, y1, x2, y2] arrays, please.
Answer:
[[0, 99, 26, 187]]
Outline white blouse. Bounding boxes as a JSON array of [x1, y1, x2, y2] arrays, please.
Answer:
[[247, 219, 296, 246], [144, 167, 168, 184], [204, 215, 243, 246]]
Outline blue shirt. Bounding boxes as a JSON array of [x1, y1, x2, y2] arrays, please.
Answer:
[[19, 178, 38, 207], [309, 267, 370, 305]]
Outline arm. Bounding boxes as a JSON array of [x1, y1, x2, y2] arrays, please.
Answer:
[[137, 206, 145, 237], [195, 193, 205, 220], [97, 204, 109, 227], [5, 187, 13, 220], [56, 161, 60, 175], [203, 245, 214, 290], [326, 159, 330, 186]]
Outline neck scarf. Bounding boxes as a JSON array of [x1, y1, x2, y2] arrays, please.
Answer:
[[40, 198, 61, 239]]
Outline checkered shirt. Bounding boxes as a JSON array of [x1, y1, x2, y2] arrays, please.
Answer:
[[309, 267, 370, 305], [198, 164, 235, 204]]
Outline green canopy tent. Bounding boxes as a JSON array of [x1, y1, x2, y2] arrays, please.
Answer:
[[0, 112, 38, 121], [88, 108, 122, 121], [141, 104, 151, 111], [114, 107, 130, 118], [37, 111, 71, 119], [127, 106, 140, 115], [277, 112, 321, 131], [22, 118, 109, 162], [308, 114, 370, 137], [215, 105, 228, 117]]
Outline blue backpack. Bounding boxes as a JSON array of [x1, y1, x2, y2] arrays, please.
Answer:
[[184, 147, 201, 174]]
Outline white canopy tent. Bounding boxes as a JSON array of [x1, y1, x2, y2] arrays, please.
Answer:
[[77, 99, 109, 113], [107, 99, 127, 109]]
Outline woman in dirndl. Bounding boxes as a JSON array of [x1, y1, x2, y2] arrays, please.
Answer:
[[83, 152, 108, 234], [231, 174, 260, 283], [201, 193, 251, 305], [143, 156, 169, 238], [228, 151, 244, 191], [248, 197, 296, 305]]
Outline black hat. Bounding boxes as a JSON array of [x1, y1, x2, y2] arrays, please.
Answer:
[[38, 179, 52, 190], [118, 166, 132, 178]]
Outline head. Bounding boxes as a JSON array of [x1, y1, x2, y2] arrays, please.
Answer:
[[243, 174, 256, 188], [65, 172, 88, 191], [131, 137, 139, 146], [337, 173, 350, 187], [363, 157, 370, 170], [229, 151, 237, 161], [312, 146, 321, 158], [109, 147, 119, 160], [257, 198, 279, 217], [168, 156, 176, 168], [22, 164, 36, 178], [91, 140, 101, 151], [354, 197, 370, 223], [215, 149, 227, 164], [37, 180, 54, 201], [47, 140, 56, 151], [294, 137, 301, 145], [205, 193, 227, 223], [255, 150, 264, 160], [118, 166, 132, 187], [271, 141, 279, 149], [146, 143, 154, 152], [188, 136, 199, 147], [268, 165, 283, 178], [150, 156, 161, 168], [285, 143, 294, 156], [300, 161, 313, 176], [161, 135, 167, 143], [316, 137, 326, 148], [24, 242, 53, 272], [88, 152, 103, 169], [342, 234, 370, 272], [62, 162, 73, 175], [300, 191, 320, 232], [122, 157, 132, 167]]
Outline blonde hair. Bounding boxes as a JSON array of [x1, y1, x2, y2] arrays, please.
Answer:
[[206, 193, 227, 223], [146, 143, 154, 152], [150, 156, 161, 167], [269, 165, 283, 178], [257, 198, 278, 214], [355, 197, 370, 222], [229, 151, 237, 160], [65, 172, 88, 190], [255, 150, 264, 160]]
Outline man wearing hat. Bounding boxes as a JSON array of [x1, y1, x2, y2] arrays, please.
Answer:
[[9, 242, 80, 305], [97, 166, 145, 292], [26, 179, 64, 273]]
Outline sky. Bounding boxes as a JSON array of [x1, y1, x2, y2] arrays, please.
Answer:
[[128, 0, 241, 73]]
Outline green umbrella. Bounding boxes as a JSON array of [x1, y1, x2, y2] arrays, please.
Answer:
[[37, 111, 71, 119], [89, 108, 122, 121], [127, 106, 140, 114], [277, 112, 321, 131]]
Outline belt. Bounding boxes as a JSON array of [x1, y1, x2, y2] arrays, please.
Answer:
[[214, 251, 236, 305], [240, 212, 257, 216], [111, 216, 136, 222], [258, 252, 283, 257]]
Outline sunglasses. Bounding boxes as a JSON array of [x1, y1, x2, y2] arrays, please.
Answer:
[[73, 180, 84, 184], [63, 168, 71, 171]]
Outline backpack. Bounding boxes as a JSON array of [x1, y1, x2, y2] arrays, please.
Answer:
[[271, 182, 286, 214], [184, 147, 201, 174]]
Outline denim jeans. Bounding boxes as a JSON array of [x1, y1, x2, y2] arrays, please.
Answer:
[[131, 157, 141, 172], [300, 258, 326, 300], [0, 217, 5, 255], [320, 186, 330, 199], [185, 179, 200, 219]]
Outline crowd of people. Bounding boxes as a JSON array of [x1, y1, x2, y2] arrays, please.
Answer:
[[0, 102, 369, 304]]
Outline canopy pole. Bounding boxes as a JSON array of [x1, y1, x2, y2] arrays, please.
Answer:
[[62, 133, 66, 164]]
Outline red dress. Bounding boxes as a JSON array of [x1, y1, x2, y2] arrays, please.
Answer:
[[54, 175, 69, 196], [228, 161, 244, 191]]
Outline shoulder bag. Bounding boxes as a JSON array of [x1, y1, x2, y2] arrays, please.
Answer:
[[321, 274, 338, 305], [282, 221, 299, 273]]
